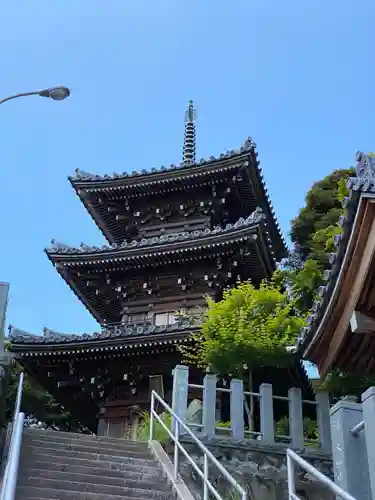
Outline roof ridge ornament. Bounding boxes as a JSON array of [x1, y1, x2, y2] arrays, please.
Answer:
[[71, 168, 97, 181], [8, 325, 36, 340], [349, 151, 375, 191], [182, 100, 196, 166], [241, 137, 257, 152], [49, 239, 73, 252]]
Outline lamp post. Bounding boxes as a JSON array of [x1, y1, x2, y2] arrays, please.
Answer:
[[0, 86, 70, 352], [0, 85, 70, 105]]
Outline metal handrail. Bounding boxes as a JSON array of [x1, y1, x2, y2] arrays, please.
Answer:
[[350, 420, 364, 436], [149, 390, 247, 500], [287, 448, 357, 500], [1, 372, 25, 500]]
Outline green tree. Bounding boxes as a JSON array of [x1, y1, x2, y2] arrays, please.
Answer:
[[290, 169, 354, 263], [279, 171, 354, 313], [317, 370, 375, 399], [287, 168, 375, 397], [7, 362, 87, 432], [180, 280, 307, 426]]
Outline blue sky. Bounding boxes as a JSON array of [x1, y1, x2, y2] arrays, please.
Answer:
[[1, 1, 373, 379]]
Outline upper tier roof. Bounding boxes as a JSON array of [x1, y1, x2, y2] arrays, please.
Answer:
[[68, 137, 287, 259], [69, 137, 255, 187]]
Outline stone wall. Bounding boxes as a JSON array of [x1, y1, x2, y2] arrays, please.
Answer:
[[173, 436, 334, 500]]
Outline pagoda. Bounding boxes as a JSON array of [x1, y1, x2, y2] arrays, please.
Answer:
[[9, 102, 312, 436]]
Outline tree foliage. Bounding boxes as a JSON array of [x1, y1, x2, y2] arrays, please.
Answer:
[[7, 362, 87, 432], [180, 281, 307, 376], [286, 167, 375, 397], [290, 169, 354, 263], [278, 170, 354, 313], [317, 370, 375, 399]]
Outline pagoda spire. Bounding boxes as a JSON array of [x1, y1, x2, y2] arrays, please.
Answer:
[[182, 100, 196, 166]]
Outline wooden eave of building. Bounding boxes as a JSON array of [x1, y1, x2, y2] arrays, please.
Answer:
[[296, 152, 375, 377], [68, 141, 286, 259], [46, 215, 275, 325], [47, 216, 271, 265], [9, 325, 196, 355], [12, 335, 315, 432], [11, 339, 186, 432]]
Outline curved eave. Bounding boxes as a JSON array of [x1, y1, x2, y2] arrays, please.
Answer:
[[69, 148, 286, 258], [46, 223, 267, 265], [69, 154, 252, 245], [9, 329, 196, 355], [301, 191, 375, 376], [45, 223, 274, 325], [69, 151, 252, 191], [244, 151, 286, 259]]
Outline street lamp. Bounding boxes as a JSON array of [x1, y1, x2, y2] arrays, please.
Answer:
[[0, 86, 70, 105]]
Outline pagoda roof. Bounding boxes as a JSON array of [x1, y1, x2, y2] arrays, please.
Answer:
[[45, 208, 275, 325], [68, 137, 286, 259], [8, 322, 196, 355], [69, 137, 256, 189], [46, 207, 271, 262], [295, 152, 375, 375]]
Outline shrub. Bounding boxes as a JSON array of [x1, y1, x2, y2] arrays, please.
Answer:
[[134, 411, 172, 444]]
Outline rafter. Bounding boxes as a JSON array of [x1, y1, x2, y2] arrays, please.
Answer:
[[350, 310, 375, 334]]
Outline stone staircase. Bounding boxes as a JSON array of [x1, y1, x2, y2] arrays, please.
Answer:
[[16, 428, 175, 500]]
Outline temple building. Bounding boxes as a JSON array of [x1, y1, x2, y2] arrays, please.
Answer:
[[296, 152, 375, 377], [9, 102, 313, 436]]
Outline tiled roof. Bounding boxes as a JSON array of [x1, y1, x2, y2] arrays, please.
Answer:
[[69, 137, 256, 183], [9, 321, 197, 346], [46, 207, 269, 256], [295, 152, 375, 351]]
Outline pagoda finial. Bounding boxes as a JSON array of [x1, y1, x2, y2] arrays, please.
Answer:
[[182, 100, 196, 166]]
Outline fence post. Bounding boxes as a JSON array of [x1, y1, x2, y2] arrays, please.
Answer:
[[172, 365, 189, 434], [315, 391, 332, 453], [202, 373, 217, 438], [260, 383, 274, 444], [361, 386, 375, 499], [230, 378, 244, 441], [289, 387, 304, 448], [330, 399, 371, 499]]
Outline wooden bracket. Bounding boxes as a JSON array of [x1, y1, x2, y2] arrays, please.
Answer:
[[350, 310, 375, 333]]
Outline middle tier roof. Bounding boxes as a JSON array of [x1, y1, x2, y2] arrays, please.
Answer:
[[46, 209, 275, 325]]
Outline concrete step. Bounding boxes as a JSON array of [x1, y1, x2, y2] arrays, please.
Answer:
[[17, 430, 175, 500], [16, 487, 173, 500], [19, 459, 163, 481], [23, 431, 148, 452], [16, 478, 172, 499], [24, 429, 144, 446], [22, 438, 150, 458], [20, 469, 169, 492], [21, 445, 154, 466]]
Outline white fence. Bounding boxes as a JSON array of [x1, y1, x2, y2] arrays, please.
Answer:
[[171, 365, 332, 452]]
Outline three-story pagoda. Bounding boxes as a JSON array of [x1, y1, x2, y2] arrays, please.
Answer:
[[9, 102, 312, 436]]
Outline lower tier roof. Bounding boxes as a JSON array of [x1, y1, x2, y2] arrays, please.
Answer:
[[13, 343, 314, 433], [9, 323, 196, 354]]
